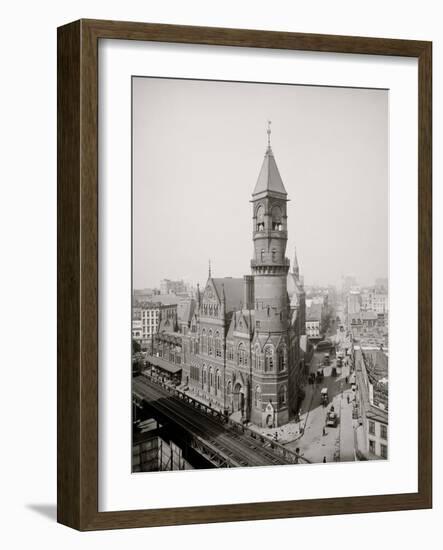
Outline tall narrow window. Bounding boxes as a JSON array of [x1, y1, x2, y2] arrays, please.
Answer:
[[256, 205, 265, 231], [278, 385, 287, 406], [238, 343, 246, 366], [254, 386, 261, 407], [215, 332, 222, 358], [278, 347, 286, 371], [208, 330, 213, 356], [264, 346, 274, 371], [272, 249, 276, 262], [261, 249, 265, 262], [272, 205, 283, 230]]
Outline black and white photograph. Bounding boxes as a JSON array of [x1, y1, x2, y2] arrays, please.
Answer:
[[131, 76, 389, 472]]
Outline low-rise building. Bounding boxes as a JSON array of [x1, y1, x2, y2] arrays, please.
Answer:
[[132, 307, 143, 342], [305, 303, 322, 339], [361, 288, 389, 314], [134, 299, 178, 349], [350, 310, 388, 346], [354, 347, 388, 459], [160, 279, 188, 295]]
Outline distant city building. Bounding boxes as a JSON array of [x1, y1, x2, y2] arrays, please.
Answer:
[[135, 300, 178, 349], [132, 307, 143, 342], [361, 288, 389, 314], [342, 275, 357, 294], [306, 303, 322, 339], [375, 277, 388, 292], [160, 278, 187, 295], [347, 289, 361, 315], [133, 288, 159, 303]]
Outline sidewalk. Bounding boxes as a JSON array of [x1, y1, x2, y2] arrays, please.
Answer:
[[339, 391, 355, 462]]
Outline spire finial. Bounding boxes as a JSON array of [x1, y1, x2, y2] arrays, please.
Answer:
[[267, 120, 272, 148], [293, 246, 300, 278], [208, 259, 212, 278]]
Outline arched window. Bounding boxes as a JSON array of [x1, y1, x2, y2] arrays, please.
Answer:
[[203, 365, 207, 387], [215, 332, 222, 358], [254, 385, 261, 407], [238, 342, 247, 366], [254, 345, 261, 370], [264, 346, 274, 372], [278, 385, 287, 406], [209, 366, 213, 388], [227, 380, 232, 395], [208, 330, 213, 355], [209, 304, 213, 316], [261, 249, 265, 262], [278, 346, 287, 372], [272, 248, 277, 262], [272, 206, 283, 231], [256, 205, 265, 231], [216, 369, 221, 394], [201, 329, 206, 353]]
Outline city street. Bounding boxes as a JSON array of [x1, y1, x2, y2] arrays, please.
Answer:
[[285, 350, 356, 463]]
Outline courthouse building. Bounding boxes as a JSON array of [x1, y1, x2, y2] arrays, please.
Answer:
[[150, 131, 306, 428]]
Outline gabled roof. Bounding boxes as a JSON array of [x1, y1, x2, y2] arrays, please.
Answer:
[[252, 147, 287, 197], [211, 277, 244, 312], [177, 298, 196, 324], [158, 314, 178, 333], [229, 310, 254, 336]]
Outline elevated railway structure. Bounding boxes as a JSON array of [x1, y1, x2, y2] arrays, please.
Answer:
[[133, 375, 310, 468]]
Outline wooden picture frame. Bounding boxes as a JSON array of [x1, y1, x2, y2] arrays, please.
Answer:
[[57, 19, 432, 530]]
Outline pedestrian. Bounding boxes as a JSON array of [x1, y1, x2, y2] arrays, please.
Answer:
[[322, 426, 326, 436], [345, 376, 348, 384], [323, 456, 327, 463], [347, 394, 350, 404]]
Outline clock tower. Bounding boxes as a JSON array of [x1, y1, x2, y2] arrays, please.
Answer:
[[250, 123, 291, 427]]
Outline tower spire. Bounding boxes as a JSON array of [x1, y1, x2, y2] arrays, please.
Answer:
[[208, 259, 212, 279], [293, 246, 300, 279], [252, 121, 287, 197]]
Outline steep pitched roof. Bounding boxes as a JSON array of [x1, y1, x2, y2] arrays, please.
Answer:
[[211, 277, 244, 312], [252, 147, 287, 197], [177, 298, 196, 324]]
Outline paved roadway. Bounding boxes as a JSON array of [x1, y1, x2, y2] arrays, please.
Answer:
[[133, 376, 291, 468], [287, 349, 355, 463]]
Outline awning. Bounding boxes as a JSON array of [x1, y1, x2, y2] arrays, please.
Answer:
[[146, 355, 182, 374]]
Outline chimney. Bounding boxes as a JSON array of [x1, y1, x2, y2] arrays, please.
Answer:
[[243, 275, 254, 310]]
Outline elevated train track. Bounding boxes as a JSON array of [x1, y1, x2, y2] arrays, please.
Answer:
[[133, 376, 309, 468]]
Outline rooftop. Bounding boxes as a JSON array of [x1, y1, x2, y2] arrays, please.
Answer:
[[306, 303, 322, 321], [252, 146, 287, 198], [211, 277, 244, 313]]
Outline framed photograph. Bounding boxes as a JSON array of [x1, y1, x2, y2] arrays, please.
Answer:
[[57, 19, 432, 530]]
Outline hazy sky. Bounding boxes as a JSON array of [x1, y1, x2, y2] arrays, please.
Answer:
[[133, 77, 388, 289]]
